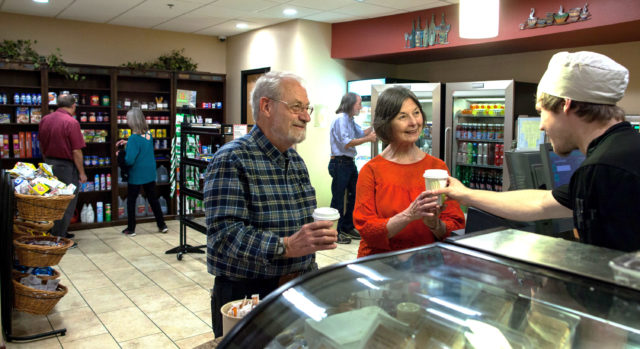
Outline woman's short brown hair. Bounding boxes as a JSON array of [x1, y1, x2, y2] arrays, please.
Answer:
[[373, 86, 425, 144], [538, 92, 625, 123]]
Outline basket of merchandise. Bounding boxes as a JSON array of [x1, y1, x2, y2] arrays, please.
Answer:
[[12, 266, 61, 281], [13, 277, 67, 315], [13, 236, 74, 267], [15, 193, 75, 222], [9, 162, 77, 221], [13, 218, 54, 237]]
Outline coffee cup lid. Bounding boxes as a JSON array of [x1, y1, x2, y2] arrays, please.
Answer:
[[312, 207, 340, 221], [423, 169, 449, 179]]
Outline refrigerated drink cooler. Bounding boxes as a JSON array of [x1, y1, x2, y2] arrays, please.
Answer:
[[371, 83, 444, 160], [445, 80, 538, 191]]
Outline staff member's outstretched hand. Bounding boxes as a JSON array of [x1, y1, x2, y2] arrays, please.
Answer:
[[285, 221, 338, 258], [431, 176, 472, 206]]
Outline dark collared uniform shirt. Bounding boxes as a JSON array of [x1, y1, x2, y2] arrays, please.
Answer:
[[552, 122, 640, 251], [203, 126, 317, 279]]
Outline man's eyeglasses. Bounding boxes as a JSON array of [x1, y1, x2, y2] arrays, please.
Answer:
[[269, 98, 314, 115]]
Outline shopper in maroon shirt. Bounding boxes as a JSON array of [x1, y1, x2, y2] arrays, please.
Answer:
[[39, 94, 87, 241]]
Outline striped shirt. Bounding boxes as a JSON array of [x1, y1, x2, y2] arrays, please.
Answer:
[[203, 126, 317, 279]]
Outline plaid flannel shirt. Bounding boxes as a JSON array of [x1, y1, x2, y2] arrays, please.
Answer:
[[204, 126, 317, 279]]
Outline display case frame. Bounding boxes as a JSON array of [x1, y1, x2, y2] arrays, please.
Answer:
[[218, 229, 640, 348]]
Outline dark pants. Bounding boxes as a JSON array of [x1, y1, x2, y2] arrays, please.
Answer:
[[126, 181, 165, 232], [328, 157, 358, 232], [211, 276, 280, 337], [46, 158, 79, 237]]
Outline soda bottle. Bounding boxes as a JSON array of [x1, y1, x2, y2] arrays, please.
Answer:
[[486, 172, 494, 191], [456, 123, 462, 138]]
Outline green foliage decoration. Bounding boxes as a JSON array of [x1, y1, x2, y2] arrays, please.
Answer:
[[122, 49, 198, 71], [0, 39, 83, 80]]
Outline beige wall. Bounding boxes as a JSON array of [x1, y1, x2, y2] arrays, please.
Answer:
[[395, 41, 640, 114], [0, 12, 225, 73], [225, 19, 395, 207]]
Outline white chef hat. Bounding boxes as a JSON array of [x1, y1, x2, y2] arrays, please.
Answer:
[[537, 51, 629, 105]]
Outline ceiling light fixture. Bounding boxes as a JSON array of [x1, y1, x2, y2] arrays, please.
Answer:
[[236, 23, 248, 29], [283, 8, 298, 16], [33, 0, 49, 3], [459, 0, 499, 39]]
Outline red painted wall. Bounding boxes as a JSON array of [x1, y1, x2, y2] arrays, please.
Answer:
[[332, 0, 640, 61]]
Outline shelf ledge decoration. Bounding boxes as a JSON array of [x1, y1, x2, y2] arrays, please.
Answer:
[[403, 12, 450, 49], [520, 2, 591, 30]]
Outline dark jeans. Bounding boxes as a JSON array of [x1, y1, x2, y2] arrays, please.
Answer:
[[46, 158, 79, 237], [126, 181, 165, 232], [211, 275, 280, 337], [328, 157, 358, 232]]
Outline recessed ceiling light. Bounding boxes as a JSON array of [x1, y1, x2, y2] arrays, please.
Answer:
[[236, 23, 248, 29], [33, 0, 49, 3], [283, 8, 298, 16]]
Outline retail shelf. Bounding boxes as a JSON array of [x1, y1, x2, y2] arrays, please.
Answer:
[[457, 163, 502, 170], [457, 138, 504, 143]]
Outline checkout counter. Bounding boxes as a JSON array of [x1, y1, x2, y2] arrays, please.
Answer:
[[215, 228, 640, 348]]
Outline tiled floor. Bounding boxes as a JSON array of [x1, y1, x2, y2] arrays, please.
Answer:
[[5, 220, 359, 348]]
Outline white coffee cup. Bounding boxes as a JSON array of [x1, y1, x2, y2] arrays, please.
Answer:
[[312, 207, 340, 230], [423, 169, 449, 205]]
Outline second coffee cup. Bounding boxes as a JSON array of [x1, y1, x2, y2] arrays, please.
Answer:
[[312, 207, 340, 230]]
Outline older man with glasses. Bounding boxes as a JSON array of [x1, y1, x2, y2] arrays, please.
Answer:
[[204, 71, 338, 337]]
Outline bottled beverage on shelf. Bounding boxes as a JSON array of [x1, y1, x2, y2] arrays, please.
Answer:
[[456, 123, 462, 138], [105, 203, 111, 222], [96, 201, 104, 223], [136, 194, 146, 217]]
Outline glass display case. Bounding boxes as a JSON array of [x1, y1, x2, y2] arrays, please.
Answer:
[[218, 229, 640, 348]]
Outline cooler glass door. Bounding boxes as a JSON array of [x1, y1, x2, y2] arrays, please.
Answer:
[[353, 99, 373, 171], [371, 83, 443, 159], [445, 81, 516, 192]]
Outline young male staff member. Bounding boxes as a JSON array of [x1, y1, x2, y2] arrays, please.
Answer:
[[433, 51, 640, 252]]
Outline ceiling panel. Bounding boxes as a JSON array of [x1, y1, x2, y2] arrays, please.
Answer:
[[107, 0, 203, 28], [57, 0, 142, 23], [210, 0, 280, 12], [0, 0, 74, 17], [287, 0, 355, 12], [303, 11, 366, 23], [256, 4, 321, 19], [333, 3, 404, 18]]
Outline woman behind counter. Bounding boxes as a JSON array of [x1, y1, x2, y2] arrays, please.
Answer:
[[353, 86, 465, 258], [116, 108, 168, 237]]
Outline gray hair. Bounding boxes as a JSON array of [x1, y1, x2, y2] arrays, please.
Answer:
[[126, 108, 149, 134], [57, 94, 76, 108], [335, 92, 360, 115], [251, 71, 304, 122]]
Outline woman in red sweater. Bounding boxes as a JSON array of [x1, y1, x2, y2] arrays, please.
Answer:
[[353, 87, 465, 258]]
